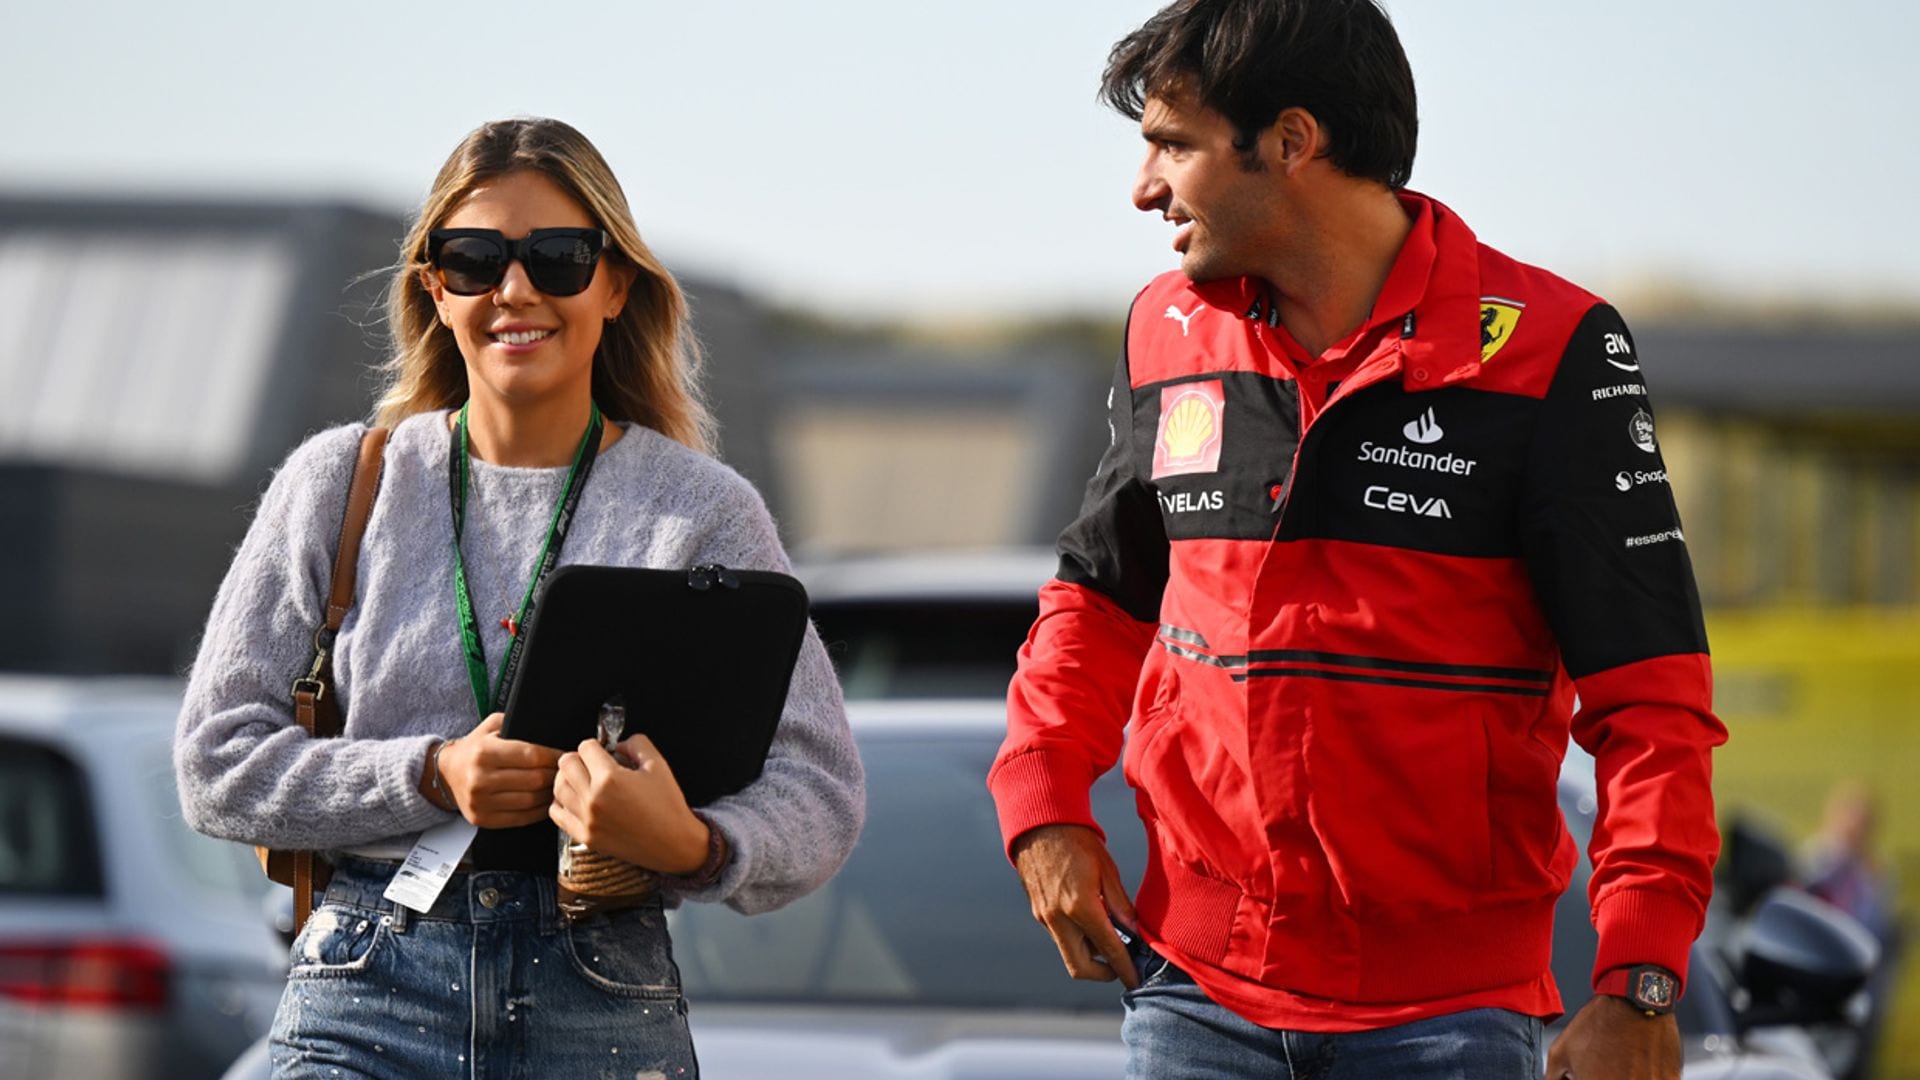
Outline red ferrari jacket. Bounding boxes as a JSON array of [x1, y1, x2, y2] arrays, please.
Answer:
[[989, 194, 1726, 1029]]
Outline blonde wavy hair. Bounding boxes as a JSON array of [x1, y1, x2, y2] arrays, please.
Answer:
[[374, 117, 713, 452]]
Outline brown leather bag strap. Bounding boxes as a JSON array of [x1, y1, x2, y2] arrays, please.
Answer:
[[292, 427, 390, 737], [288, 426, 389, 930], [325, 427, 391, 633]]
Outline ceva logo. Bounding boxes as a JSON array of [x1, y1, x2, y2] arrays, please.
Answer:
[[1402, 408, 1443, 445], [1364, 485, 1453, 519]]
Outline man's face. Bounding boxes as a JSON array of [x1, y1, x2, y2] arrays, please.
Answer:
[[1132, 91, 1289, 282]]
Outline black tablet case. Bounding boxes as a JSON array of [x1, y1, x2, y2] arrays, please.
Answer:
[[468, 563, 810, 873]]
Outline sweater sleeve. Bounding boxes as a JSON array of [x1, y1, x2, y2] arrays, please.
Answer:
[[173, 425, 451, 850], [660, 472, 865, 916]]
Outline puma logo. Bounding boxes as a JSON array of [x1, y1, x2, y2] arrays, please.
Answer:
[[1164, 304, 1198, 336]]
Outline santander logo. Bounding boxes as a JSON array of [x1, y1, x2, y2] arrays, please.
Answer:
[[1402, 408, 1443, 445]]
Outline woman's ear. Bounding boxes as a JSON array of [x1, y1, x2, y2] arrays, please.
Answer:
[[604, 262, 637, 322], [419, 267, 452, 327]]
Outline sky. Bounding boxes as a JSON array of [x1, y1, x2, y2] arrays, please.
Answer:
[[6, 1, 1917, 320]]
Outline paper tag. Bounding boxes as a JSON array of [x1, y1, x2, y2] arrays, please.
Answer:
[[382, 818, 479, 913]]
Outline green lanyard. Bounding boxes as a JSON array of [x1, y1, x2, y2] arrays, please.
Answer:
[[448, 401, 604, 718]]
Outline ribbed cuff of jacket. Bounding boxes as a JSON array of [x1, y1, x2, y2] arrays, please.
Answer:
[[1592, 888, 1701, 994], [988, 749, 1104, 862]]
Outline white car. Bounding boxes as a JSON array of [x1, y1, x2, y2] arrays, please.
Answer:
[[0, 676, 284, 1080]]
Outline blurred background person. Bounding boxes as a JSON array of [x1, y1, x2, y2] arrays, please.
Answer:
[[1803, 781, 1904, 1079]]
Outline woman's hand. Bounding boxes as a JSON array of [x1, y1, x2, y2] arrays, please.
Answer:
[[435, 713, 563, 828], [549, 733, 710, 874]]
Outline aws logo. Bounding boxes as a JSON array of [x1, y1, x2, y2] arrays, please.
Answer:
[[1152, 380, 1225, 479], [1479, 297, 1525, 363], [1604, 331, 1640, 372]]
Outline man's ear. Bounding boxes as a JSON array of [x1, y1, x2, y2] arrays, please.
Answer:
[[1270, 107, 1324, 176]]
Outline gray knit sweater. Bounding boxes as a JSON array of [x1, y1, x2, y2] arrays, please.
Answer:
[[174, 411, 863, 914]]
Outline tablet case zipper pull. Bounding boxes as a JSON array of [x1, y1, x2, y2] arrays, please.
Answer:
[[689, 564, 740, 591]]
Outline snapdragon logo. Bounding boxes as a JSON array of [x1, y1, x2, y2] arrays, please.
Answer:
[[1614, 468, 1669, 492], [1364, 485, 1453, 519]]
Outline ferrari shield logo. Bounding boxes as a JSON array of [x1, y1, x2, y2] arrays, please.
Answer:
[[1479, 297, 1525, 363]]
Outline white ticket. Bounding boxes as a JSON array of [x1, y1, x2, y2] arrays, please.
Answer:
[[382, 818, 479, 913]]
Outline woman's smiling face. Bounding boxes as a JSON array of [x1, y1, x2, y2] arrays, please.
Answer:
[[423, 169, 633, 412]]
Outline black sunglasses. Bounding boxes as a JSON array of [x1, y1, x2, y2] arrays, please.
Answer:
[[425, 227, 612, 297]]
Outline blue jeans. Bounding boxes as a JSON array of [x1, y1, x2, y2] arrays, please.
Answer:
[[269, 856, 697, 1079], [1121, 939, 1543, 1080]]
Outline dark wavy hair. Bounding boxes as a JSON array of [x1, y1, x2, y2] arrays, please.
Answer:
[[1101, 0, 1418, 187]]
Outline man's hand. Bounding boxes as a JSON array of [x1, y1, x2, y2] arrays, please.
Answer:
[[1011, 823, 1140, 989], [548, 733, 708, 874], [435, 713, 563, 828], [1546, 994, 1682, 1079]]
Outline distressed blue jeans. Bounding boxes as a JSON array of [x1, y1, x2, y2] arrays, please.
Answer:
[[1121, 938, 1544, 1080], [269, 856, 697, 1080]]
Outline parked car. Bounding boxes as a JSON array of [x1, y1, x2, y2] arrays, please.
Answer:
[[674, 698, 1139, 1078], [0, 675, 284, 1080]]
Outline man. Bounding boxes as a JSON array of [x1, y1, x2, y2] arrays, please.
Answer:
[[987, 2, 1725, 1077]]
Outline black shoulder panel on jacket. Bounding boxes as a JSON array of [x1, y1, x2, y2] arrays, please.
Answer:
[[1519, 304, 1710, 679], [1057, 324, 1171, 624]]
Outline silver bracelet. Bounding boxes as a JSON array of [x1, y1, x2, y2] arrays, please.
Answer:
[[428, 739, 457, 811]]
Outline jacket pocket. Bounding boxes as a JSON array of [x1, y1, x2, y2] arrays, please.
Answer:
[[1305, 693, 1492, 919], [1124, 664, 1267, 894]]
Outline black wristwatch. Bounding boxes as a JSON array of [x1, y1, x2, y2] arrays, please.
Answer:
[[1597, 964, 1679, 1016]]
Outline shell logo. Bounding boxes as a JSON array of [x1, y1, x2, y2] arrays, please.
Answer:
[[1152, 379, 1226, 478], [1164, 395, 1217, 460]]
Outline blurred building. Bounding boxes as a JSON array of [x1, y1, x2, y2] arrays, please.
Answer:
[[1640, 320, 1920, 609], [768, 344, 1103, 555], [0, 195, 778, 675]]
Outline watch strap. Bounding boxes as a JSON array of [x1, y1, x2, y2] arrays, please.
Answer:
[[1596, 964, 1679, 1016]]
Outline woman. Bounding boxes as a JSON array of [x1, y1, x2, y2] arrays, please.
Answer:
[[174, 117, 864, 1078]]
